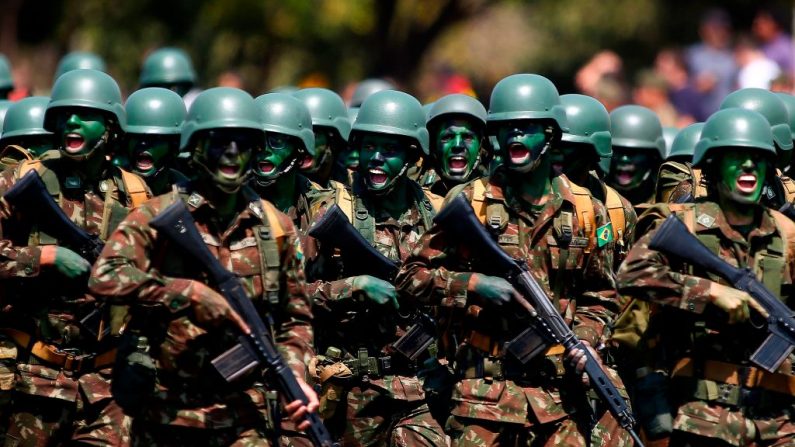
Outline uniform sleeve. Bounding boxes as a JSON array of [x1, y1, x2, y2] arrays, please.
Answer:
[[0, 169, 44, 279], [617, 214, 713, 314], [273, 213, 315, 377]]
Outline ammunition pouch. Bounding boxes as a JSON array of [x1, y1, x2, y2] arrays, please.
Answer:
[[111, 332, 157, 413], [458, 344, 566, 382]]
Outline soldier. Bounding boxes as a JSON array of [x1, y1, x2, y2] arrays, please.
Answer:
[[0, 56, 13, 100], [396, 74, 630, 446], [89, 87, 318, 446], [54, 51, 106, 80], [655, 123, 704, 203], [121, 87, 188, 195], [340, 79, 396, 183], [304, 90, 447, 446], [293, 88, 352, 189], [0, 69, 150, 446], [606, 105, 666, 208], [251, 93, 325, 234], [421, 94, 488, 197], [139, 47, 198, 98], [617, 107, 795, 446], [775, 92, 795, 171], [0, 97, 55, 170], [553, 93, 637, 263]]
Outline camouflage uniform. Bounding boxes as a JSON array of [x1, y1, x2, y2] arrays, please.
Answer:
[[304, 176, 447, 447], [0, 158, 146, 446], [617, 201, 795, 446], [89, 184, 314, 446], [396, 175, 631, 447]]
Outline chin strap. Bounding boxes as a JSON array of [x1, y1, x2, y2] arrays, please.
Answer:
[[252, 155, 299, 188], [60, 133, 109, 162]]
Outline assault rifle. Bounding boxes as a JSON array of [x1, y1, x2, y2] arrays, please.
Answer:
[[2, 170, 106, 338], [307, 204, 435, 361], [150, 201, 335, 447], [434, 195, 643, 446], [649, 214, 795, 373]]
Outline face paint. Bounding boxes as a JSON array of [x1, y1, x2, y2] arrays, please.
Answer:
[[253, 132, 299, 181], [550, 143, 592, 179], [609, 147, 655, 189], [495, 121, 549, 173], [358, 133, 409, 194], [300, 130, 331, 174], [195, 129, 258, 193], [434, 118, 481, 182], [54, 110, 108, 158], [126, 135, 174, 178], [339, 147, 360, 171], [716, 149, 768, 205]]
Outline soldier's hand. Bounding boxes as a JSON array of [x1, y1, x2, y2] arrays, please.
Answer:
[[468, 273, 520, 306], [186, 281, 250, 334], [284, 376, 320, 431], [565, 340, 602, 387], [40, 246, 91, 279], [709, 282, 769, 324], [351, 275, 399, 310]]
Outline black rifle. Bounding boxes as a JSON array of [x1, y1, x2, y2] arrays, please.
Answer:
[[2, 170, 106, 338], [150, 200, 335, 447], [434, 195, 643, 446], [307, 204, 435, 361], [649, 214, 795, 373]]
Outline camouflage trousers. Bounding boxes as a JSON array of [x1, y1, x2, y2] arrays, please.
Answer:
[[326, 385, 449, 446], [130, 421, 311, 447], [445, 409, 631, 447]]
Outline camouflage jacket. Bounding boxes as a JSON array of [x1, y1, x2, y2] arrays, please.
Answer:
[[89, 184, 314, 428], [585, 172, 637, 266], [396, 174, 621, 424], [304, 178, 435, 401]]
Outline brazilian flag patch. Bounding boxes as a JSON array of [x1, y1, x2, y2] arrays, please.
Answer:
[[597, 223, 614, 247]]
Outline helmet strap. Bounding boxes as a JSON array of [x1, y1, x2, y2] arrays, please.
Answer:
[[253, 155, 299, 188]]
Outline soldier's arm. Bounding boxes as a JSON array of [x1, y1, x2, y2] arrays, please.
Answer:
[[0, 169, 47, 279], [272, 212, 315, 377]]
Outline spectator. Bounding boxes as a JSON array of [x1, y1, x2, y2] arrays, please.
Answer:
[[735, 34, 781, 89], [753, 7, 794, 74], [655, 48, 699, 125], [575, 50, 625, 97], [771, 74, 794, 93], [633, 69, 679, 127], [686, 8, 737, 120]]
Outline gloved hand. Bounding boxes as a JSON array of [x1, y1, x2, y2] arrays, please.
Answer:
[[351, 275, 399, 310], [40, 246, 91, 279], [709, 281, 768, 324], [185, 281, 250, 333], [467, 273, 519, 306]]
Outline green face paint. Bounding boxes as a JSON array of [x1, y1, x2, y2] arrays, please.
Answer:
[[126, 135, 174, 178], [54, 109, 108, 158], [609, 147, 655, 189], [434, 118, 481, 182], [550, 143, 593, 179], [339, 147, 359, 171], [195, 129, 258, 193], [358, 133, 409, 193], [716, 149, 768, 205], [300, 129, 330, 174], [495, 121, 549, 173], [253, 132, 298, 181]]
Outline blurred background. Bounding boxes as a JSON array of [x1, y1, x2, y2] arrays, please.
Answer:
[[2, 0, 795, 124]]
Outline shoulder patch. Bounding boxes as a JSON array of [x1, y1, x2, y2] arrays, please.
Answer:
[[696, 213, 715, 228], [597, 222, 614, 247]]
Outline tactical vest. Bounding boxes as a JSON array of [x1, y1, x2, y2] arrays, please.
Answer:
[[778, 170, 795, 204], [604, 185, 626, 246], [0, 145, 33, 171]]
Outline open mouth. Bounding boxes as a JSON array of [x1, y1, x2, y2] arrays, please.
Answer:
[[219, 164, 239, 177], [447, 156, 468, 173], [258, 161, 275, 175], [135, 153, 154, 172], [508, 144, 530, 164], [64, 133, 85, 153], [368, 168, 388, 186], [300, 155, 314, 170], [614, 164, 636, 186], [736, 174, 758, 194]]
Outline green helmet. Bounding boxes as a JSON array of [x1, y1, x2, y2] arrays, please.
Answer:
[[662, 127, 678, 158], [43, 69, 125, 132], [180, 87, 263, 150], [349, 78, 395, 108], [0, 97, 52, 144], [351, 90, 428, 155], [609, 105, 665, 157], [55, 52, 106, 80], [139, 48, 197, 87], [693, 108, 775, 167], [0, 55, 13, 92], [348, 107, 359, 122], [427, 94, 487, 133], [487, 74, 568, 133], [292, 88, 351, 142], [254, 93, 315, 156], [667, 123, 703, 161], [0, 100, 14, 132], [124, 88, 186, 135], [774, 92, 795, 140], [559, 94, 611, 158], [719, 88, 793, 151]]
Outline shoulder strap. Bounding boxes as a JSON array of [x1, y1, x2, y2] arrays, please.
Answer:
[[471, 177, 489, 224], [692, 168, 707, 198], [422, 188, 445, 213], [17, 159, 43, 179], [779, 175, 795, 202], [259, 199, 286, 239], [770, 209, 795, 263], [568, 180, 597, 253], [255, 199, 284, 305], [118, 168, 150, 208], [0, 145, 33, 169], [604, 185, 626, 241], [332, 181, 355, 224]]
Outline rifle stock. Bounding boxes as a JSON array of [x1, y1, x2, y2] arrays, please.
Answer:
[[150, 200, 335, 447], [649, 214, 795, 373], [434, 195, 643, 446]]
